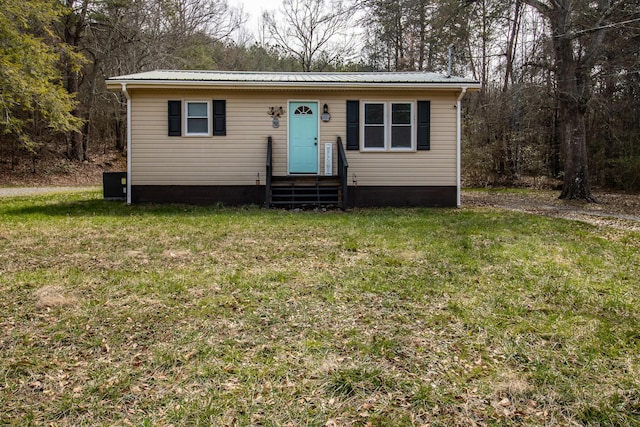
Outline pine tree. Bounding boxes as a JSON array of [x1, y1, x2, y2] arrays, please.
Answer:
[[0, 0, 83, 150]]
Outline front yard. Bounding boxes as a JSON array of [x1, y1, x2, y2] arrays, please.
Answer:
[[1, 190, 638, 426]]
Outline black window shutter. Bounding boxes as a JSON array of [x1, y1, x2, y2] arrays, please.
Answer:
[[213, 100, 226, 136], [168, 100, 181, 136], [417, 100, 431, 150], [346, 100, 359, 150]]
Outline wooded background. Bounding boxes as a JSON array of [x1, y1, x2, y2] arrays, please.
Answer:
[[1, 0, 639, 196]]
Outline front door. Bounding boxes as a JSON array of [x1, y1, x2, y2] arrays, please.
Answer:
[[289, 102, 318, 174]]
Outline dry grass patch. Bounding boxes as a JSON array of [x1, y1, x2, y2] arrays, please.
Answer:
[[34, 285, 78, 309]]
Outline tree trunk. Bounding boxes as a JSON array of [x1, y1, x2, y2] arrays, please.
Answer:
[[115, 115, 125, 152], [503, 0, 521, 92], [550, 96, 561, 178], [550, 2, 596, 201], [63, 0, 89, 161], [67, 68, 85, 161], [558, 105, 595, 200], [417, 1, 426, 71], [523, 0, 603, 201]]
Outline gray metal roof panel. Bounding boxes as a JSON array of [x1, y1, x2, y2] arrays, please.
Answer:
[[107, 70, 480, 86]]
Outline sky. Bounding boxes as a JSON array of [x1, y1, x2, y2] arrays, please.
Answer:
[[227, 0, 271, 41]]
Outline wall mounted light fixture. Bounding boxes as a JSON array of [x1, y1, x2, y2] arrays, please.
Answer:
[[321, 103, 331, 122]]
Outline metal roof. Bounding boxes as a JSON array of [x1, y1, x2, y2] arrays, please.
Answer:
[[107, 70, 480, 89]]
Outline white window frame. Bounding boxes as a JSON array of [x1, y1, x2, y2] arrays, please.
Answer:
[[361, 101, 415, 151], [185, 100, 211, 136], [362, 102, 387, 151], [390, 102, 414, 151]]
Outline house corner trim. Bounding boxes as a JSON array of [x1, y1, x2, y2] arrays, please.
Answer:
[[121, 83, 132, 205]]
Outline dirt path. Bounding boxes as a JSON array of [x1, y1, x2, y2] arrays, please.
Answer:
[[463, 189, 640, 232]]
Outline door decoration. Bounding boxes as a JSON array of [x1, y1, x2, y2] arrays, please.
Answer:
[[268, 106, 284, 128]]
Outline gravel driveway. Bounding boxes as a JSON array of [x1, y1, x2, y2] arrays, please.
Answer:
[[0, 187, 98, 198], [462, 189, 640, 232]]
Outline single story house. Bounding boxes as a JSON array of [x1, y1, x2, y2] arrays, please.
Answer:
[[106, 70, 480, 208]]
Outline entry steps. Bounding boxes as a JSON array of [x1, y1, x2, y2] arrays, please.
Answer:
[[269, 176, 342, 209]]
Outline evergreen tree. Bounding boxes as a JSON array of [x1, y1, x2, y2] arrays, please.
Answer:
[[0, 0, 83, 150]]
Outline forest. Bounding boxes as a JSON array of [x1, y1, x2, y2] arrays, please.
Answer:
[[1, 0, 639, 197]]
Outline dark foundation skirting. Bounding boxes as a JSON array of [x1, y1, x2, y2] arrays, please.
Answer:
[[131, 185, 457, 207], [348, 186, 457, 207], [131, 185, 265, 206]]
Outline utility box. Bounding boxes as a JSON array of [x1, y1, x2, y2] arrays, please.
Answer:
[[103, 172, 127, 200]]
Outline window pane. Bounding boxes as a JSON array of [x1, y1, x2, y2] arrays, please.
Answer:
[[187, 102, 208, 117], [391, 126, 412, 148], [364, 126, 385, 148], [188, 118, 208, 134], [392, 103, 411, 124], [364, 104, 384, 124], [295, 106, 313, 115]]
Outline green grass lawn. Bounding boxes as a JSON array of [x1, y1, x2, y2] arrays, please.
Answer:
[[1, 191, 639, 426]]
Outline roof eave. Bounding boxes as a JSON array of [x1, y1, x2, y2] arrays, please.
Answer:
[[106, 79, 481, 92]]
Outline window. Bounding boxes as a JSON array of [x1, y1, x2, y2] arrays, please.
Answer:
[[362, 102, 414, 151], [364, 103, 386, 149], [185, 101, 210, 136], [168, 100, 226, 137], [294, 105, 313, 115], [391, 103, 412, 148]]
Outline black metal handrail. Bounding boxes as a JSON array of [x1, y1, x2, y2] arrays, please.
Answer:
[[265, 136, 272, 208], [337, 136, 348, 210]]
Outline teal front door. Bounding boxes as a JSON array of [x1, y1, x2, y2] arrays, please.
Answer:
[[289, 102, 318, 173]]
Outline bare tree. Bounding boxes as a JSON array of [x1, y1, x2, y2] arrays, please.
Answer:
[[522, 0, 622, 201], [502, 0, 523, 92], [262, 0, 357, 71], [149, 0, 244, 68], [155, 0, 242, 41]]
